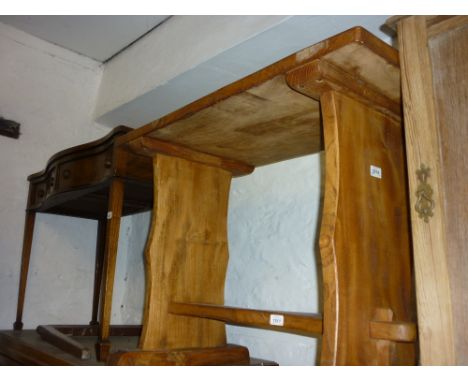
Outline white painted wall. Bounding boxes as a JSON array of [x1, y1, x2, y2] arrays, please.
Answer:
[[226, 154, 324, 365], [94, 15, 291, 123], [0, 22, 109, 328]]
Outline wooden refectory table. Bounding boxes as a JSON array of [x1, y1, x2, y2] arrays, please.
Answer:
[[105, 26, 417, 365]]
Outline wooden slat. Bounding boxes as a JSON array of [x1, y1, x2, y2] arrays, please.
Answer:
[[127, 136, 254, 176], [397, 15, 456, 365], [52, 325, 142, 337], [0, 331, 73, 366], [168, 302, 323, 337], [36, 325, 91, 360], [370, 321, 417, 343]]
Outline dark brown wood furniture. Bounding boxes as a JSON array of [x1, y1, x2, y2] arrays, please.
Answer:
[[0, 329, 277, 365], [5, 26, 418, 366], [13, 126, 153, 358]]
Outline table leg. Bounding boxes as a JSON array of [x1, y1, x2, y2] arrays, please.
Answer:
[[13, 210, 36, 330], [96, 178, 124, 361], [89, 218, 106, 326], [139, 155, 231, 351], [317, 91, 415, 365]]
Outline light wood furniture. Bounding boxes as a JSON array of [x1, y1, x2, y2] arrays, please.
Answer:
[[387, 15, 468, 365], [13, 126, 153, 359], [5, 26, 418, 366], [105, 26, 416, 365]]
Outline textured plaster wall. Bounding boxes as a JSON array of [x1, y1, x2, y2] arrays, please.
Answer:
[[225, 154, 324, 365], [0, 22, 110, 328]]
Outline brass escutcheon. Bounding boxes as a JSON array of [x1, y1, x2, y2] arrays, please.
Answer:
[[415, 164, 435, 222]]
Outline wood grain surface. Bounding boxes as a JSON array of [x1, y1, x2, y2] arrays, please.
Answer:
[[429, 18, 468, 365], [169, 302, 323, 337], [397, 16, 456, 365], [108, 344, 250, 366], [119, 27, 399, 169], [318, 91, 416, 365], [139, 154, 232, 350]]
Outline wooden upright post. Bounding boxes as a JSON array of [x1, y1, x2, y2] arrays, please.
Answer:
[[139, 154, 232, 350], [317, 91, 415, 365]]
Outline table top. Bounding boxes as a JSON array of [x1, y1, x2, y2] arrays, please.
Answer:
[[27, 126, 153, 219], [117, 27, 400, 170]]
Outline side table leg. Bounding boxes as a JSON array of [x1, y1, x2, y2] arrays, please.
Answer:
[[96, 178, 124, 362], [14, 210, 36, 330], [90, 218, 106, 326]]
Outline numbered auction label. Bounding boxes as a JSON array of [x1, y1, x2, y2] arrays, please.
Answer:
[[269, 314, 284, 326], [370, 165, 382, 179]]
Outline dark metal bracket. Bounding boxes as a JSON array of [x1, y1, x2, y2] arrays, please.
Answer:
[[0, 117, 21, 139]]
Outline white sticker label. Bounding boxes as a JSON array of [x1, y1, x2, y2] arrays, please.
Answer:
[[370, 165, 382, 179], [107, 211, 113, 220], [269, 314, 284, 326]]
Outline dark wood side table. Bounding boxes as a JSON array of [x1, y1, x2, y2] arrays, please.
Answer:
[[13, 126, 153, 360]]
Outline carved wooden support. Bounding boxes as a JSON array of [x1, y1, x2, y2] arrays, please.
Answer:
[[139, 154, 232, 350], [310, 87, 416, 365]]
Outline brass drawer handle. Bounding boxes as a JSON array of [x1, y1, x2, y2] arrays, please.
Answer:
[[415, 164, 435, 222]]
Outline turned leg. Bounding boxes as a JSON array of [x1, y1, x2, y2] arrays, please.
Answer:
[[89, 218, 106, 326], [96, 178, 124, 361], [14, 210, 36, 330]]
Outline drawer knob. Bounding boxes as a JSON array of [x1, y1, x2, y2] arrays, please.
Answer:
[[63, 169, 71, 179]]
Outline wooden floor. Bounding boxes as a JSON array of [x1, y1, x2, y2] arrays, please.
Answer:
[[0, 330, 277, 366]]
